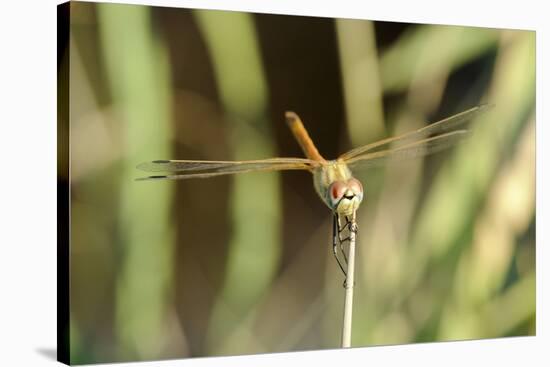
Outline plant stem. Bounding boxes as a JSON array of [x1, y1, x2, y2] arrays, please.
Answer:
[[341, 211, 357, 348]]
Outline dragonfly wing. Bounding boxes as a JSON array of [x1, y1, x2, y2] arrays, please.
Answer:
[[345, 130, 470, 171], [339, 104, 491, 161], [136, 158, 317, 181]]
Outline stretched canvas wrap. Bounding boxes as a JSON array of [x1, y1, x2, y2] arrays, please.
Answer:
[[57, 1, 536, 365]]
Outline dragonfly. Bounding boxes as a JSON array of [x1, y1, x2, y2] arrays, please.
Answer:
[[137, 104, 490, 278]]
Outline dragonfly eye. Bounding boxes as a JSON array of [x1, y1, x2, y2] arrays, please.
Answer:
[[347, 178, 363, 197], [329, 181, 347, 205]]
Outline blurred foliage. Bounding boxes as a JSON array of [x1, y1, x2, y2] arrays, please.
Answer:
[[65, 2, 535, 364], [96, 3, 175, 361], [193, 9, 282, 355]]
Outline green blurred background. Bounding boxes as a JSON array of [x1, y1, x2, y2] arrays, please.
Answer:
[[60, 1, 535, 364]]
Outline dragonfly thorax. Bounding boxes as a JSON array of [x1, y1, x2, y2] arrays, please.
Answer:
[[313, 160, 364, 215]]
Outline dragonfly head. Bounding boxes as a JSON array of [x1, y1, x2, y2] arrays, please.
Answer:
[[326, 178, 364, 215]]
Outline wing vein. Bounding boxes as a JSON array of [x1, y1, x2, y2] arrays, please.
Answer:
[[136, 157, 318, 173], [339, 104, 490, 160], [345, 130, 470, 170]]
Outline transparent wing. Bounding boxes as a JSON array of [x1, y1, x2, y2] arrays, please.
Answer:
[[345, 130, 469, 170], [339, 104, 491, 161], [135, 157, 318, 181]]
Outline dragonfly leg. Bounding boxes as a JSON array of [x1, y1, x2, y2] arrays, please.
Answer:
[[338, 215, 358, 239], [332, 214, 347, 278], [348, 215, 358, 234], [341, 214, 358, 289], [341, 215, 357, 233], [336, 215, 348, 264]]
